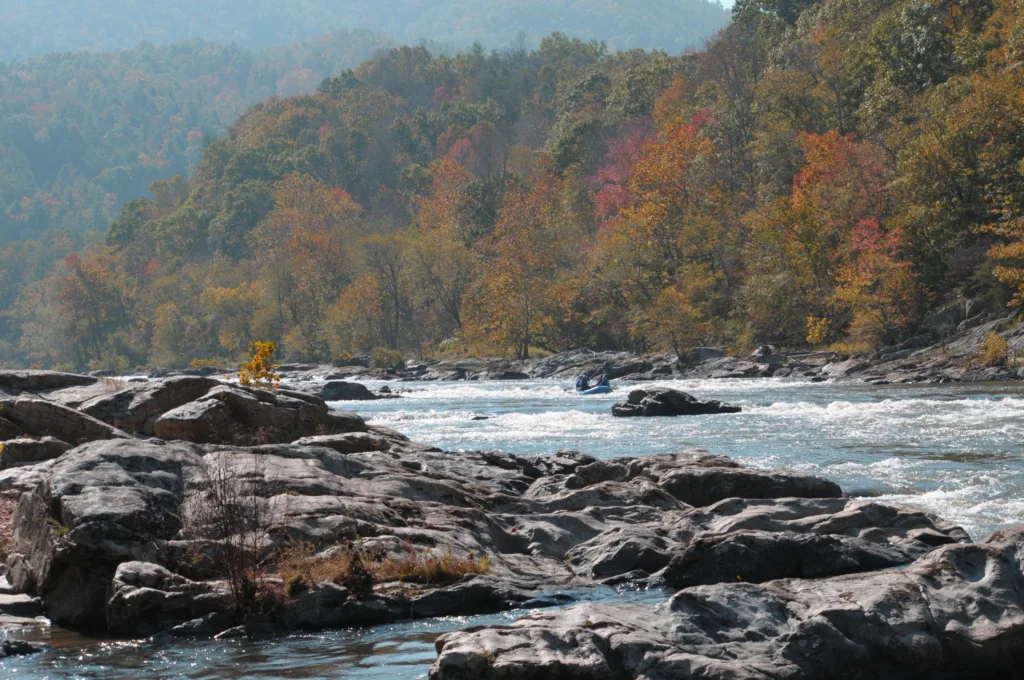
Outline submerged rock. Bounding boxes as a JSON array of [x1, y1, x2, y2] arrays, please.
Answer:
[[611, 387, 741, 417]]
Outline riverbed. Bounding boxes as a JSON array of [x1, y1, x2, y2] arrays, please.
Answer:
[[5, 377, 1024, 678]]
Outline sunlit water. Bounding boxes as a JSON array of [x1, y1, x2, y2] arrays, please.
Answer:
[[6, 376, 1024, 678]]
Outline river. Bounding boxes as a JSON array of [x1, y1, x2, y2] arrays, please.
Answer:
[[5, 377, 1024, 678]]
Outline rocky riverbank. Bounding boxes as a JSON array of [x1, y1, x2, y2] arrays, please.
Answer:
[[0, 368, 1022, 677]]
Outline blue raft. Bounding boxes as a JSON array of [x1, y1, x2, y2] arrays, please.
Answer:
[[577, 385, 612, 395]]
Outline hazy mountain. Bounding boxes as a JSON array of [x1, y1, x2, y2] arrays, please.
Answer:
[[1, 0, 730, 61]]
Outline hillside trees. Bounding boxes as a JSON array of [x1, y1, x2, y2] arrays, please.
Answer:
[[4, 2, 1024, 369]]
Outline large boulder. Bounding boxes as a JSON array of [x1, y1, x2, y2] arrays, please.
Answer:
[[8, 439, 203, 627], [0, 397, 131, 445], [430, 528, 1024, 680], [80, 376, 221, 435], [611, 388, 741, 417], [153, 384, 367, 444]]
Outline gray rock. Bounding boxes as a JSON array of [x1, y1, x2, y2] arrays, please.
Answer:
[[0, 593, 45, 617], [0, 418, 22, 440], [292, 433, 391, 454], [0, 370, 97, 393], [430, 528, 1024, 680], [663, 530, 918, 588], [10, 439, 203, 627], [0, 437, 71, 469], [106, 561, 232, 637], [611, 388, 741, 417], [0, 397, 131, 445], [820, 358, 871, 377], [153, 384, 365, 444], [319, 381, 392, 401], [280, 583, 351, 629], [80, 376, 221, 435], [169, 611, 234, 637], [0, 639, 45, 658], [689, 347, 727, 362]]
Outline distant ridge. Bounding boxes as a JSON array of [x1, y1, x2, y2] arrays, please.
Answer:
[[1, 0, 730, 62]]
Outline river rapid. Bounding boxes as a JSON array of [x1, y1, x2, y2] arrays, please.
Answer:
[[6, 377, 1024, 678]]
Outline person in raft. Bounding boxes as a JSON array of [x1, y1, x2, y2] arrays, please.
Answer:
[[595, 374, 610, 387], [575, 374, 592, 391]]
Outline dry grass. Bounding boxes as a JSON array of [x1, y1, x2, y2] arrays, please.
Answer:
[[278, 540, 489, 597], [0, 495, 17, 562], [826, 339, 876, 357], [101, 377, 130, 393]]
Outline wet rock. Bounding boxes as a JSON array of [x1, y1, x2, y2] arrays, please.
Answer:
[[0, 397, 131, 445], [611, 388, 741, 417], [0, 639, 45, 658], [169, 611, 235, 637], [321, 381, 379, 400], [409, 578, 534, 618], [0, 593, 45, 617], [430, 528, 1024, 680], [0, 437, 71, 469], [106, 561, 233, 637], [279, 583, 352, 629]]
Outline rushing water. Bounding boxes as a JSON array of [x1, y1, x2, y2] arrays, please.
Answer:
[[5, 376, 1024, 678]]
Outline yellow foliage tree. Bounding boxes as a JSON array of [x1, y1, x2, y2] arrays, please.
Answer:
[[238, 341, 280, 389]]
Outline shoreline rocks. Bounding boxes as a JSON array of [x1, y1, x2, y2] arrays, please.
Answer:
[[430, 528, 1024, 680]]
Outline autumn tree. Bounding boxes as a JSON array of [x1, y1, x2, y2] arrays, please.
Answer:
[[255, 174, 362, 359]]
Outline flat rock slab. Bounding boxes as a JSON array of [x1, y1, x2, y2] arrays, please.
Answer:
[[430, 528, 1024, 680], [0, 370, 97, 393], [0, 398, 131, 445]]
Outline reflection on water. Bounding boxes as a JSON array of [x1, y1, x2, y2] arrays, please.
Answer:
[[6, 376, 1024, 678], [2, 587, 664, 679]]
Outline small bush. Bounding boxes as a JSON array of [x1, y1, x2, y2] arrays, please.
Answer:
[[370, 347, 405, 370], [181, 455, 276, 620], [978, 331, 1009, 367], [238, 341, 281, 389]]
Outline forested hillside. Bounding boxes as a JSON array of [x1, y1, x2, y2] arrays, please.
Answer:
[[2, 0, 730, 61], [3, 0, 1024, 372]]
